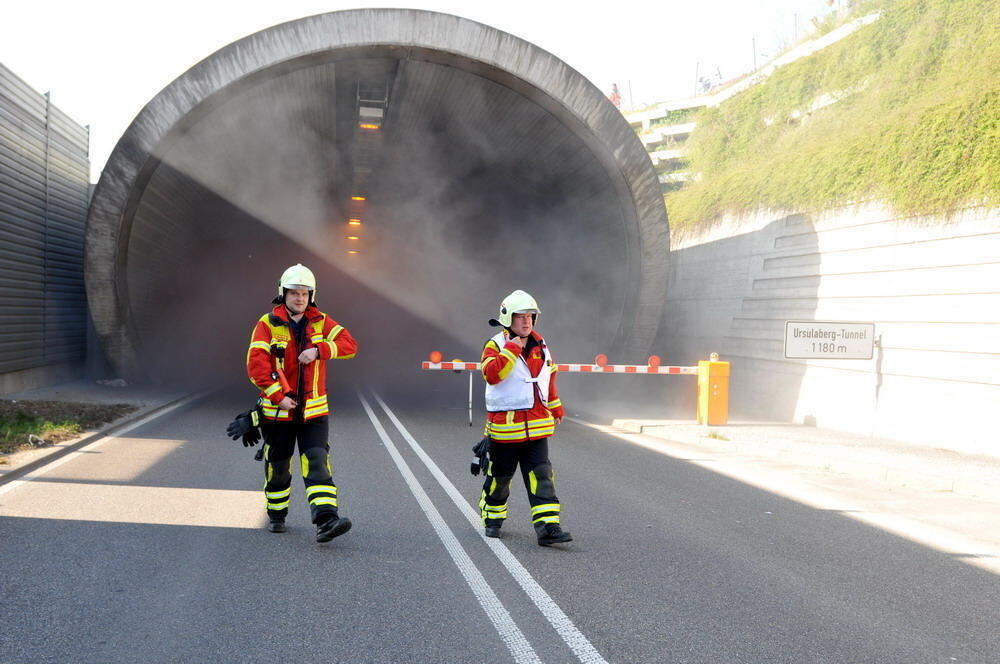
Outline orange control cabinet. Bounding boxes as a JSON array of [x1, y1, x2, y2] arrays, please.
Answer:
[[697, 357, 730, 426]]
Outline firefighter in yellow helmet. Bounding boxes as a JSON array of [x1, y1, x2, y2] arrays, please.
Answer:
[[245, 264, 358, 542], [478, 290, 572, 546]]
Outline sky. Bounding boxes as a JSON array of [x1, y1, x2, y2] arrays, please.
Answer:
[[1, 0, 837, 182]]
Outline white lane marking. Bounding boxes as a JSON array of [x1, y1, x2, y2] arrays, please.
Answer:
[[571, 417, 1000, 576], [372, 392, 609, 664], [0, 396, 199, 497], [357, 393, 541, 664]]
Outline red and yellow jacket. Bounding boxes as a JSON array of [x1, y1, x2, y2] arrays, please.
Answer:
[[246, 304, 357, 421], [481, 330, 564, 442]]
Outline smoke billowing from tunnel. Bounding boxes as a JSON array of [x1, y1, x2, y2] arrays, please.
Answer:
[[86, 10, 670, 412]]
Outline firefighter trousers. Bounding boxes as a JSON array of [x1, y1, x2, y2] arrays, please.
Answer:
[[479, 437, 561, 529], [261, 416, 339, 524]]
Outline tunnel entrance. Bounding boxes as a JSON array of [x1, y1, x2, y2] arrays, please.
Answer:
[[86, 9, 670, 387]]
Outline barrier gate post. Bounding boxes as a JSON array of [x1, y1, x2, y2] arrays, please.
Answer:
[[697, 352, 730, 426]]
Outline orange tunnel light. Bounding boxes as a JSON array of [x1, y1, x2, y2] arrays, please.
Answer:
[[346, 236, 360, 240], [351, 196, 366, 201], [348, 219, 362, 225], [347, 250, 360, 255]]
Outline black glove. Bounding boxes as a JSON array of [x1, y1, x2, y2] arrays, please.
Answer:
[[242, 427, 261, 448], [471, 437, 489, 476], [226, 408, 262, 447]]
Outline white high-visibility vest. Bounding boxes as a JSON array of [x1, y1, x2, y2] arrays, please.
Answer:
[[484, 331, 553, 412]]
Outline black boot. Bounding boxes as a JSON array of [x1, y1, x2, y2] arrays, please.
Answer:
[[484, 519, 502, 538], [316, 514, 352, 543], [536, 523, 572, 546], [267, 518, 286, 533]]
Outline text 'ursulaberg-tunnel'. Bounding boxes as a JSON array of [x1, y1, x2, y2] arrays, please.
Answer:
[[84, 9, 670, 388]]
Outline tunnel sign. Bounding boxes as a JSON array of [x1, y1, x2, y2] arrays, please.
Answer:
[[784, 321, 875, 360]]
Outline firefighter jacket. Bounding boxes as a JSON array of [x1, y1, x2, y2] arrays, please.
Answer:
[[246, 304, 357, 421], [481, 329, 564, 442]]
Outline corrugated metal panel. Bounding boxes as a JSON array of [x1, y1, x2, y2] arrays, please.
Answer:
[[0, 62, 89, 374]]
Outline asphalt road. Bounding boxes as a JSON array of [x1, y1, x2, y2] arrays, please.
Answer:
[[1, 382, 998, 663]]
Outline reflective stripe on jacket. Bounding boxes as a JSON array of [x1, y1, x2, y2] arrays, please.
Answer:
[[485, 331, 552, 411], [246, 304, 357, 421], [481, 329, 564, 443]]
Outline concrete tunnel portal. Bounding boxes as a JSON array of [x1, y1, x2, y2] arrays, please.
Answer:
[[85, 9, 670, 388]]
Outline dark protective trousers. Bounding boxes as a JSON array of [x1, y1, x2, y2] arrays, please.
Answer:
[[479, 437, 561, 531], [261, 416, 339, 524]]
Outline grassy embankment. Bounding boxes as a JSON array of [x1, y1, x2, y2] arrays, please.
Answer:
[[666, 0, 1000, 231], [0, 401, 138, 458]]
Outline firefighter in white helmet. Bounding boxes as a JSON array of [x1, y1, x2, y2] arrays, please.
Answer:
[[477, 289, 572, 546], [245, 264, 358, 543]]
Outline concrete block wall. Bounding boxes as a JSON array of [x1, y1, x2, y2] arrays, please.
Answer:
[[661, 203, 1000, 456]]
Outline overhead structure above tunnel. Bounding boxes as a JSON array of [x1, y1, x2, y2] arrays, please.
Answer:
[[85, 9, 670, 384]]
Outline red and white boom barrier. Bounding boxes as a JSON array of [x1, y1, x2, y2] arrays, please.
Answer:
[[421, 361, 697, 375], [421, 351, 728, 426]]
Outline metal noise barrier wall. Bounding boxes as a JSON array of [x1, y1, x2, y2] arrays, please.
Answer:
[[0, 63, 90, 376]]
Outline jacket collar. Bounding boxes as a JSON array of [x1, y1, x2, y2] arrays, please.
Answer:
[[271, 303, 322, 323], [502, 328, 544, 345]]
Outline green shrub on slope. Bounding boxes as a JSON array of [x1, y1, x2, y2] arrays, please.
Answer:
[[667, 0, 1000, 230]]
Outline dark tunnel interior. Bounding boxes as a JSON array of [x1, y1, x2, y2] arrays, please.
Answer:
[[85, 11, 676, 417], [123, 53, 635, 393]]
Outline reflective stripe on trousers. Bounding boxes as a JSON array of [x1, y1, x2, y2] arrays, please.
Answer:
[[479, 437, 560, 526], [261, 416, 339, 524]]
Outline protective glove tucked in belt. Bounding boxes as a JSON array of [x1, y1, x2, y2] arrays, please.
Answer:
[[226, 408, 262, 447], [471, 437, 489, 476]]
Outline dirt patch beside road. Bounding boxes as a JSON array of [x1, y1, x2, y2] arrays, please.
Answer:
[[0, 400, 139, 458]]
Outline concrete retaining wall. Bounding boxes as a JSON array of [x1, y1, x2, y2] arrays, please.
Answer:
[[662, 203, 1000, 456]]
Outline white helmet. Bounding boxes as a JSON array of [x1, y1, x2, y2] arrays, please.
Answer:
[[489, 289, 540, 328], [275, 264, 316, 303]]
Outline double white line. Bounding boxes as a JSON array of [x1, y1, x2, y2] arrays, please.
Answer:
[[359, 391, 607, 664]]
